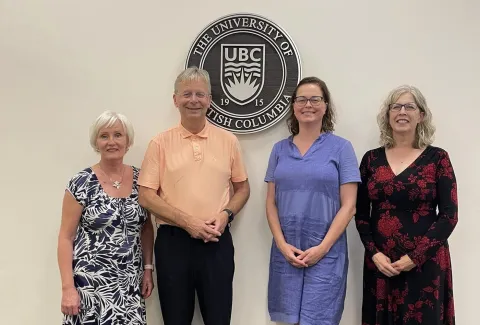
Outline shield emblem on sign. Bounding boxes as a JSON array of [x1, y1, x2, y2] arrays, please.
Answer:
[[220, 44, 265, 106]]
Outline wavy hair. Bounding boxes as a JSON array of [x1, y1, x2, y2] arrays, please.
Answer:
[[377, 85, 435, 149], [286, 77, 336, 135]]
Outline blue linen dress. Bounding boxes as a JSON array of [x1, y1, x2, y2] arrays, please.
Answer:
[[265, 133, 361, 325]]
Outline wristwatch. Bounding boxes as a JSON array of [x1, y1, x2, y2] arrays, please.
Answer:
[[223, 208, 234, 223]]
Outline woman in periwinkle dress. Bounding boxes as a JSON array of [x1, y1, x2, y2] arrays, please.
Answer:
[[265, 77, 361, 325]]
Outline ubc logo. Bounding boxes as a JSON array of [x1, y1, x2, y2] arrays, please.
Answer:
[[185, 13, 301, 134], [221, 45, 265, 106]]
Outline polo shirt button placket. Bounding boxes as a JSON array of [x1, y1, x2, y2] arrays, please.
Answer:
[[192, 137, 202, 161]]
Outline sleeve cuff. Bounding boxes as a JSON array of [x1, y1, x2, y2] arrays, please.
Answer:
[[232, 175, 248, 183], [137, 181, 159, 191], [409, 251, 426, 267]]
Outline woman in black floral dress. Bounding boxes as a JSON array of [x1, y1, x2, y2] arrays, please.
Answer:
[[355, 85, 458, 324]]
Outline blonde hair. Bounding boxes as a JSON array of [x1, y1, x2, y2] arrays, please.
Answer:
[[89, 110, 134, 151], [377, 85, 435, 149], [174, 66, 211, 94]]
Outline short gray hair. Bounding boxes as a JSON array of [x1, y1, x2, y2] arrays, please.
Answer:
[[89, 110, 135, 151], [174, 66, 211, 94], [377, 85, 435, 149]]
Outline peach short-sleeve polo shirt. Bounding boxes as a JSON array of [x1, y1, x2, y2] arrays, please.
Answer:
[[138, 121, 248, 222]]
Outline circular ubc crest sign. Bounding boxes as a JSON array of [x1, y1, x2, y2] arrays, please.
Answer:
[[185, 13, 302, 134]]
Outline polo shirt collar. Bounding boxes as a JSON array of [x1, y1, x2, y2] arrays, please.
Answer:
[[178, 120, 210, 139]]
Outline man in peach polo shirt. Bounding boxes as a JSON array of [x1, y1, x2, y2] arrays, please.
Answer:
[[138, 66, 250, 325]]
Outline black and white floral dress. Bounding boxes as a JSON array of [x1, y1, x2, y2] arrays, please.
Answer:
[[63, 167, 148, 325]]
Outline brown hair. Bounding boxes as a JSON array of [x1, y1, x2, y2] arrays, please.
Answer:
[[286, 76, 336, 135]]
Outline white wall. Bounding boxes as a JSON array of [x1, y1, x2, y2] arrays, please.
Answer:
[[1, 1, 478, 324]]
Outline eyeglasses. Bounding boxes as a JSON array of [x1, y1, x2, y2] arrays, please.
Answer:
[[389, 103, 418, 111], [294, 96, 325, 107], [181, 91, 207, 99]]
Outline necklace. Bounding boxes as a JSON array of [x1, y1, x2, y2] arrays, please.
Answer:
[[98, 164, 125, 189]]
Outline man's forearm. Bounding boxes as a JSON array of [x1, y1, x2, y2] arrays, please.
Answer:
[[139, 188, 191, 228], [225, 180, 250, 215]]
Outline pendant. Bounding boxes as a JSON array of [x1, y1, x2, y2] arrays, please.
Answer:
[[112, 181, 121, 189]]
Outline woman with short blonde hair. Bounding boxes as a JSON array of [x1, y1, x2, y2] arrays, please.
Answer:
[[57, 111, 154, 324]]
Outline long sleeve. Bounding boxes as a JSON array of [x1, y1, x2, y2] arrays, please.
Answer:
[[355, 151, 380, 257], [409, 149, 458, 267]]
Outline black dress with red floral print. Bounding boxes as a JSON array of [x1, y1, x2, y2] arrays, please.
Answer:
[[355, 146, 458, 325]]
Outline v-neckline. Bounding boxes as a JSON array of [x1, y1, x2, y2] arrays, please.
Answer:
[[383, 146, 430, 178], [91, 167, 136, 199], [290, 132, 329, 159]]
